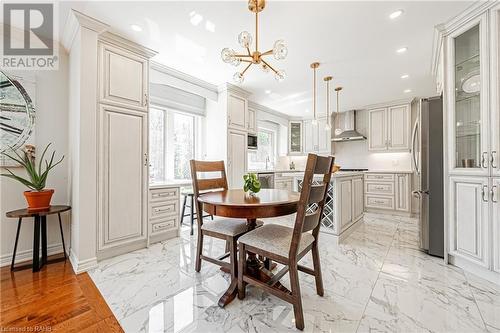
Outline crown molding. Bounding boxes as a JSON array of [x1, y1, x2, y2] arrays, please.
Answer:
[[99, 31, 157, 59], [359, 97, 415, 111], [218, 83, 252, 98], [61, 9, 109, 51], [247, 100, 290, 120], [430, 0, 497, 76], [150, 61, 218, 94]]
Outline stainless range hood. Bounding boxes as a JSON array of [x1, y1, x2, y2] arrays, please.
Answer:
[[332, 110, 366, 142]]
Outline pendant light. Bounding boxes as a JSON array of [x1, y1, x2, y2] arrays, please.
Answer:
[[334, 87, 343, 136], [311, 62, 320, 125], [324, 76, 332, 131]]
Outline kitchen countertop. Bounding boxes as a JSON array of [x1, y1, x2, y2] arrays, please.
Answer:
[[149, 180, 187, 189], [247, 170, 305, 174]]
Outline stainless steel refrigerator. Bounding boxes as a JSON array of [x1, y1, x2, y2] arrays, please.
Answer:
[[411, 96, 444, 258]]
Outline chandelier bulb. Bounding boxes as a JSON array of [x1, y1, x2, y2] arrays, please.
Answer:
[[274, 69, 286, 82], [273, 40, 288, 60], [221, 48, 235, 63], [238, 31, 253, 48], [233, 72, 244, 84]]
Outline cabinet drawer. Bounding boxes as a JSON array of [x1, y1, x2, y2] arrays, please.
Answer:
[[365, 195, 394, 210], [365, 173, 394, 181], [150, 187, 179, 203], [365, 182, 394, 195], [150, 201, 178, 219], [151, 217, 177, 234]]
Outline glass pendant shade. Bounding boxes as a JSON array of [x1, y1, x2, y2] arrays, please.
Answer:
[[231, 57, 241, 66], [335, 128, 342, 136], [273, 40, 288, 60], [238, 31, 253, 48], [233, 72, 244, 83], [325, 123, 331, 131], [274, 69, 286, 82], [221, 48, 235, 63], [311, 119, 318, 126]]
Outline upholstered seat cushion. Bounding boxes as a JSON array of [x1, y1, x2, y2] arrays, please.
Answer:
[[201, 218, 263, 236], [238, 224, 315, 259]]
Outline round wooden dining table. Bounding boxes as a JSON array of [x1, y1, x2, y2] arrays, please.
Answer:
[[198, 188, 300, 306]]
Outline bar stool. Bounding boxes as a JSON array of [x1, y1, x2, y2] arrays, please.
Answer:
[[180, 187, 212, 235]]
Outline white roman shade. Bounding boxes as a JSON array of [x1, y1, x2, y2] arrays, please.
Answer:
[[150, 83, 206, 116]]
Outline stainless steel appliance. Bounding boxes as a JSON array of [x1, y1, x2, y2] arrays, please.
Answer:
[[257, 172, 274, 189], [248, 134, 258, 150], [411, 96, 444, 258], [332, 110, 367, 142]]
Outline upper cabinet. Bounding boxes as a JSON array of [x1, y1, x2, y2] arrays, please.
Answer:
[[227, 94, 248, 131], [368, 104, 410, 151], [288, 121, 303, 155], [99, 42, 149, 112], [447, 14, 490, 176], [247, 108, 257, 133], [302, 118, 331, 154]]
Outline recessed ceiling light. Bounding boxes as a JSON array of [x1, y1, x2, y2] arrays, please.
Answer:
[[265, 89, 271, 94], [396, 47, 408, 54], [205, 20, 215, 33], [389, 10, 404, 19], [404, 89, 412, 93], [190, 12, 203, 26], [130, 24, 142, 32], [401, 74, 409, 79]]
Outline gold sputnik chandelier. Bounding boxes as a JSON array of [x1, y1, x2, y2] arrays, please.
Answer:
[[221, 0, 288, 83]]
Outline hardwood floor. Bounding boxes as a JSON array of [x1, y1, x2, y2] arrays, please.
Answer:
[[0, 257, 122, 332]]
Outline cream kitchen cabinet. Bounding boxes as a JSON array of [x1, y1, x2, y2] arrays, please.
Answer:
[[228, 129, 247, 188], [303, 117, 331, 154], [247, 107, 257, 133], [148, 185, 180, 244], [338, 178, 353, 229], [352, 176, 364, 222], [493, 178, 500, 273], [227, 94, 248, 131], [449, 176, 489, 268], [364, 172, 411, 214], [368, 104, 410, 151], [97, 105, 148, 255], [99, 41, 149, 112]]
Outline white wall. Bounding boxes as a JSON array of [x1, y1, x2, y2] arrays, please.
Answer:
[[0, 48, 70, 266]]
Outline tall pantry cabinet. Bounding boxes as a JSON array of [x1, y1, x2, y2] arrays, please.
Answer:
[[96, 33, 157, 259], [437, 2, 500, 283]]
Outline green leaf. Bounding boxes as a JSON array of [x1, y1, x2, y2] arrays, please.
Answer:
[[38, 143, 51, 175]]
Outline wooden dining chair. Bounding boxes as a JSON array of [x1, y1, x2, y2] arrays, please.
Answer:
[[190, 160, 262, 298], [237, 153, 334, 330]]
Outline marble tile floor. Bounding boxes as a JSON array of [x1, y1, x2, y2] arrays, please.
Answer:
[[89, 213, 500, 333]]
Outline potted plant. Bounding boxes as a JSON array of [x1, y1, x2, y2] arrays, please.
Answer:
[[1, 143, 64, 211], [243, 173, 261, 196]]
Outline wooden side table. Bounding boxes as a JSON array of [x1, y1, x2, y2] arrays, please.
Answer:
[[6, 205, 71, 272]]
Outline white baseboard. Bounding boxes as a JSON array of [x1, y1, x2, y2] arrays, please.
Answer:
[[69, 250, 98, 274], [449, 255, 500, 286], [0, 243, 65, 267]]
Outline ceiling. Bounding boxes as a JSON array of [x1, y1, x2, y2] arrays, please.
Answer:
[[59, 1, 472, 117]]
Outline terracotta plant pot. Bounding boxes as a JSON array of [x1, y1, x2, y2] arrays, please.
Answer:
[[24, 189, 54, 211]]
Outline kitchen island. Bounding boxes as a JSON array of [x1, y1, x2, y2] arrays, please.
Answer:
[[294, 171, 364, 242]]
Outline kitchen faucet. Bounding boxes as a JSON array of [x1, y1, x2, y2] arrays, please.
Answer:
[[265, 156, 270, 170]]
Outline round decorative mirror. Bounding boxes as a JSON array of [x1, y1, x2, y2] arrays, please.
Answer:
[[0, 70, 35, 159]]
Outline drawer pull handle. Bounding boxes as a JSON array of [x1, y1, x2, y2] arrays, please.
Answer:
[[155, 207, 172, 213]]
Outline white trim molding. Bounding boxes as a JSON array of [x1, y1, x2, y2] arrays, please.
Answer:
[[218, 82, 252, 99], [69, 250, 98, 274], [247, 100, 290, 120], [150, 61, 217, 94], [61, 9, 109, 51]]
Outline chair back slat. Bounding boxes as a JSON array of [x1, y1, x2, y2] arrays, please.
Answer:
[[302, 211, 321, 233], [289, 154, 335, 259], [314, 155, 333, 174], [190, 160, 229, 227], [197, 178, 227, 192], [308, 184, 327, 205]]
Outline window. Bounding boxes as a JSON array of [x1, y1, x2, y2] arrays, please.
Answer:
[[149, 106, 198, 183], [248, 127, 277, 170]]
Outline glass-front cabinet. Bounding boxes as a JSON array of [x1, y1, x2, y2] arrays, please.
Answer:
[[289, 121, 303, 154], [448, 14, 489, 175]]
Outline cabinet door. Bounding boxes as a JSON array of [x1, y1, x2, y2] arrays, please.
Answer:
[[247, 108, 257, 133], [395, 174, 410, 212], [289, 121, 303, 154], [317, 118, 331, 153], [352, 177, 364, 221], [447, 14, 489, 176], [227, 94, 247, 131], [388, 105, 410, 150], [493, 178, 500, 273], [303, 120, 315, 153], [228, 129, 247, 188], [449, 177, 489, 267], [99, 42, 148, 111], [98, 105, 148, 252], [368, 108, 387, 151], [339, 179, 353, 229], [491, 5, 500, 177]]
